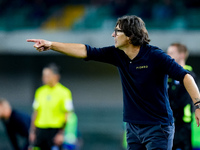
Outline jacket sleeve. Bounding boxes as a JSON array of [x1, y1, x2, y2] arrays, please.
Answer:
[[154, 49, 189, 82], [85, 45, 119, 66]]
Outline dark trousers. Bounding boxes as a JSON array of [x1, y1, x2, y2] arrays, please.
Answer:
[[126, 122, 175, 150], [34, 128, 61, 150]]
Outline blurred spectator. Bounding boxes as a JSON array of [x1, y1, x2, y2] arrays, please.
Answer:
[[152, 0, 176, 21], [1, 0, 200, 30], [135, 0, 153, 20], [29, 63, 74, 150], [0, 98, 31, 150], [110, 0, 132, 18], [167, 43, 194, 150], [27, 0, 47, 27]]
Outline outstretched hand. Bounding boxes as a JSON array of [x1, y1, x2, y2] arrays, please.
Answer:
[[27, 39, 52, 52], [195, 109, 200, 127]]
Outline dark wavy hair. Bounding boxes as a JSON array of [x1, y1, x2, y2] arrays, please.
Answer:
[[116, 15, 150, 46]]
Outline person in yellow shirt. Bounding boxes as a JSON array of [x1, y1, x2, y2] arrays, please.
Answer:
[[29, 63, 74, 150]]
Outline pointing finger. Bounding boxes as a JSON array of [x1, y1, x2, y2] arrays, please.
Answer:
[[26, 39, 38, 42]]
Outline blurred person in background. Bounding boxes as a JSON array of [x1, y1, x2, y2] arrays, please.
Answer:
[[63, 112, 83, 150], [167, 43, 195, 150], [0, 98, 31, 150], [167, 43, 200, 150], [27, 15, 200, 150], [29, 63, 74, 150], [121, 122, 127, 150]]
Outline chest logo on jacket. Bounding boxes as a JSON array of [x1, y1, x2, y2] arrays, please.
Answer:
[[136, 65, 148, 69]]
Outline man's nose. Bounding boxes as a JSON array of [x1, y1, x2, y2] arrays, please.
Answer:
[[111, 31, 115, 37]]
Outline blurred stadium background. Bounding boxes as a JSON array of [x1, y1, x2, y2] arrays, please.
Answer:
[[0, 0, 200, 149]]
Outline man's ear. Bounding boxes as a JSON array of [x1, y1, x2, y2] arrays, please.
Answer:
[[127, 37, 131, 44], [180, 52, 186, 60]]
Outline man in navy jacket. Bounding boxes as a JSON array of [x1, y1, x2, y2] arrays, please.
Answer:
[[27, 15, 200, 150], [0, 98, 31, 150]]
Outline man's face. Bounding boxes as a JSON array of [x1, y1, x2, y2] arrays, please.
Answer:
[[167, 46, 181, 63], [42, 68, 58, 85], [0, 102, 11, 119], [112, 25, 130, 49]]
